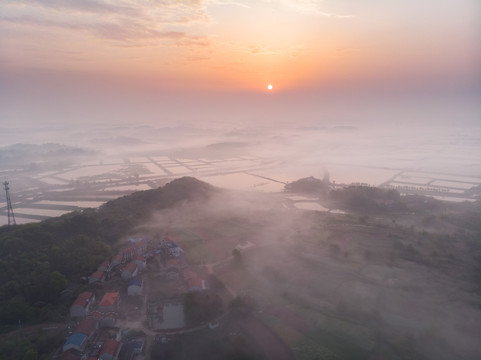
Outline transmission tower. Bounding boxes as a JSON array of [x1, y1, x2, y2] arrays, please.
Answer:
[[3, 181, 16, 226]]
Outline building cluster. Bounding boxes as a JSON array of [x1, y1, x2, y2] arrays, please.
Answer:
[[62, 291, 122, 360], [61, 237, 152, 360], [158, 240, 209, 293], [60, 235, 213, 358], [89, 238, 150, 286], [147, 238, 212, 331]]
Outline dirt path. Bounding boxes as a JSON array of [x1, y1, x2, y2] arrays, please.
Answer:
[[117, 274, 156, 359]]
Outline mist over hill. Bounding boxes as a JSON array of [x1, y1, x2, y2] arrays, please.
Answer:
[[1, 177, 481, 359]]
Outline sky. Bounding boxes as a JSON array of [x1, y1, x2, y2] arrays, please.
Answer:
[[0, 0, 480, 127]]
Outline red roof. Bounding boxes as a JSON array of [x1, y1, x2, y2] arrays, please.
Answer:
[[183, 270, 196, 280], [188, 276, 203, 289], [123, 262, 137, 273], [72, 292, 93, 308], [75, 317, 98, 336], [167, 259, 179, 267], [60, 350, 81, 360], [99, 292, 120, 307], [100, 339, 122, 356], [90, 270, 104, 280], [133, 254, 145, 261], [112, 254, 123, 262], [184, 269, 203, 289]]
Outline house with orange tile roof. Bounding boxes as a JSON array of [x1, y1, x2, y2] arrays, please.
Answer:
[[98, 292, 121, 312]]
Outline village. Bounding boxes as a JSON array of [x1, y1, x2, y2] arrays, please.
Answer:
[[58, 235, 219, 360]]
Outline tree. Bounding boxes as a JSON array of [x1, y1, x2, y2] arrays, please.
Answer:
[[229, 296, 257, 317], [284, 176, 329, 197], [184, 292, 222, 325], [23, 348, 37, 360], [50, 271, 67, 294]]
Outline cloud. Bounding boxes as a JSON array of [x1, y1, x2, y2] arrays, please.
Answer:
[[0, 15, 208, 45], [335, 47, 361, 57], [186, 55, 211, 62], [1, 0, 211, 45], [249, 45, 261, 54], [276, 0, 356, 18], [207, 0, 251, 8], [247, 44, 279, 55], [21, 0, 140, 16]]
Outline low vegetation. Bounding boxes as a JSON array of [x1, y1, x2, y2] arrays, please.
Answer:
[[0, 177, 217, 328], [1, 176, 481, 359]]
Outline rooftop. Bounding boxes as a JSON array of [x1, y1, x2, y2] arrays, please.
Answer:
[[75, 317, 98, 336], [90, 270, 104, 280], [65, 332, 87, 347], [167, 258, 179, 267], [123, 261, 137, 273], [133, 254, 145, 261], [72, 291, 93, 308], [99, 292, 120, 307], [100, 339, 122, 356], [128, 277, 142, 287]]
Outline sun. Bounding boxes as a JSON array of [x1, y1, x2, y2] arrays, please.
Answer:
[[267, 84, 273, 90]]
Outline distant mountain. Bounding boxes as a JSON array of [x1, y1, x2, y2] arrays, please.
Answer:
[[0, 143, 94, 169], [179, 141, 252, 158]]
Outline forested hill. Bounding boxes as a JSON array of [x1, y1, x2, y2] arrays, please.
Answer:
[[0, 177, 216, 326]]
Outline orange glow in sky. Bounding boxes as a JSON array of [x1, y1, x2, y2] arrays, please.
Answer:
[[0, 0, 479, 94]]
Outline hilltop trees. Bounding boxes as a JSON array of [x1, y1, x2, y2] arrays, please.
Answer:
[[285, 176, 330, 198], [329, 186, 406, 213], [0, 177, 217, 326], [184, 292, 223, 326]]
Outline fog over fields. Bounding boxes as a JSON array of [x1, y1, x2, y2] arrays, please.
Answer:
[[132, 185, 481, 359], [1, 111, 480, 226], [0, 1, 480, 358]]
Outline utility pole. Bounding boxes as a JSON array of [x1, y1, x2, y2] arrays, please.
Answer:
[[3, 180, 16, 226]]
